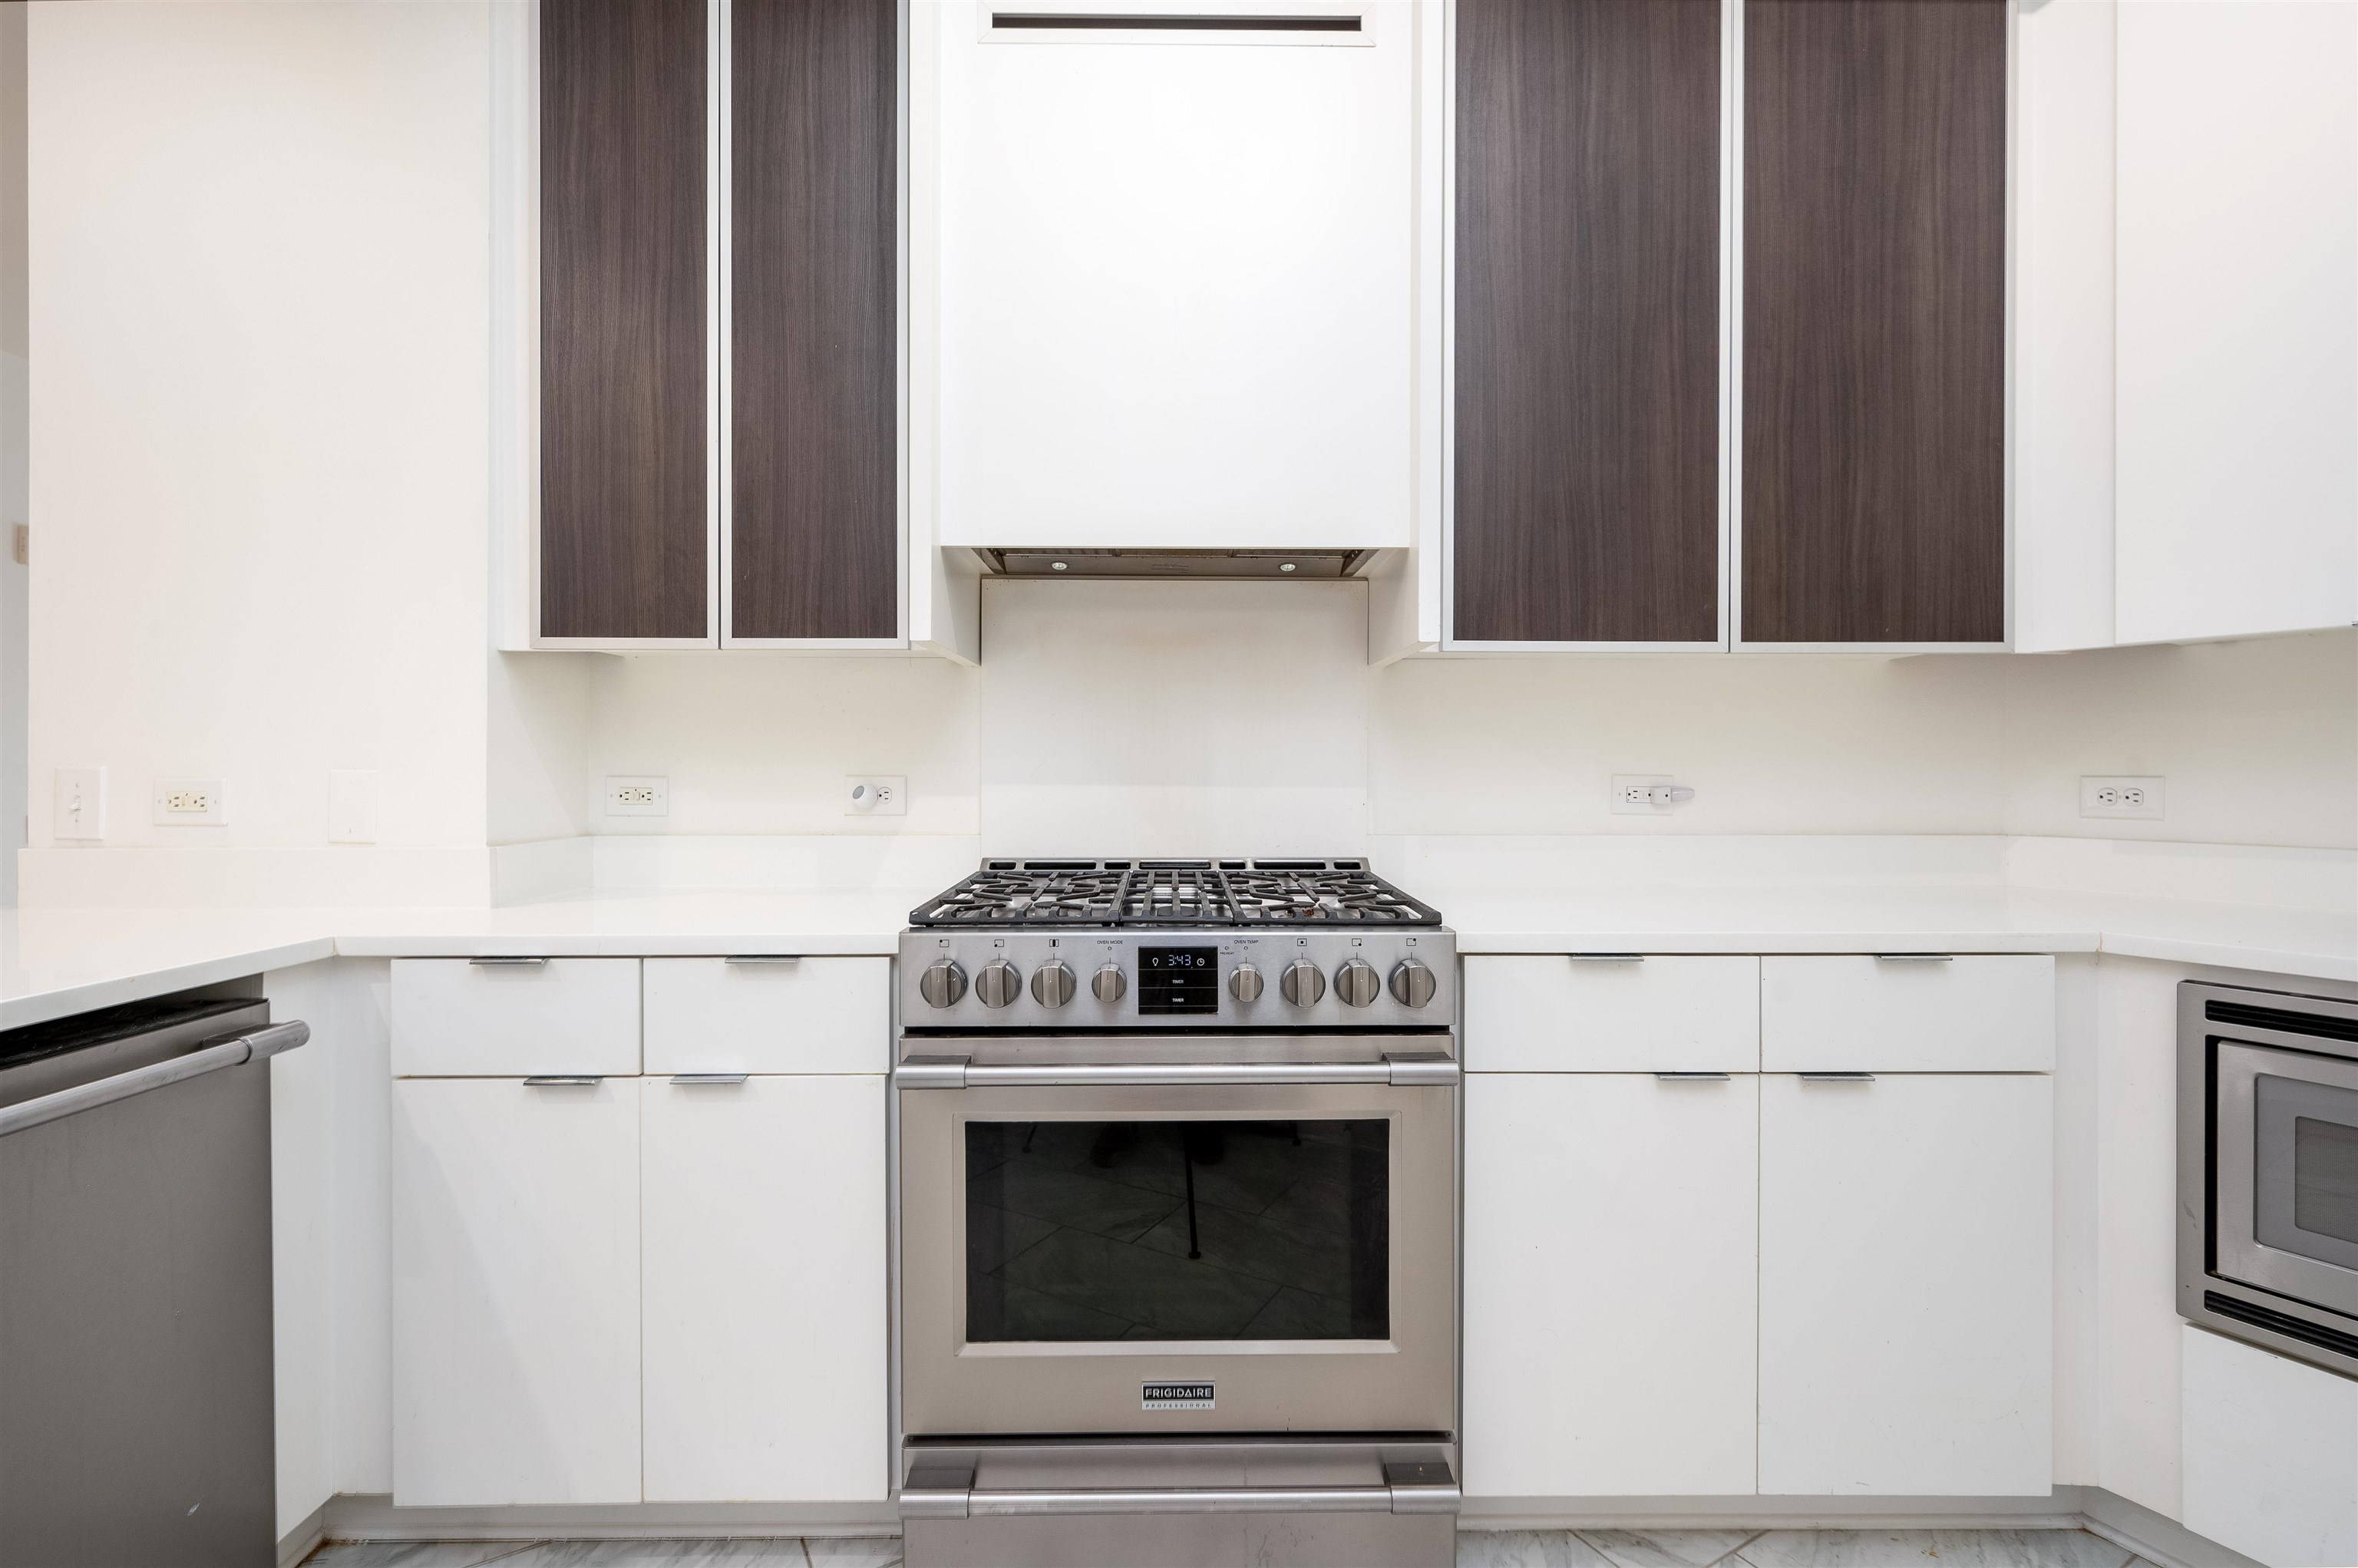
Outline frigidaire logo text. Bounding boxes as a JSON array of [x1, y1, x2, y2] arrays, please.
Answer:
[[1141, 1382, 1215, 1410]]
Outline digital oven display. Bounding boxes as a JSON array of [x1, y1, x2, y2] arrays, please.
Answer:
[[1138, 947, 1220, 1015]]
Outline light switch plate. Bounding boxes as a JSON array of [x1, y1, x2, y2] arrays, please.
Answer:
[[845, 775, 907, 816], [606, 775, 669, 817], [329, 771, 380, 843], [152, 777, 227, 825], [53, 766, 105, 841]]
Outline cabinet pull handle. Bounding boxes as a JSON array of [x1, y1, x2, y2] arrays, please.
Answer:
[[1567, 953, 1644, 963], [522, 1075, 603, 1087], [1874, 953, 1953, 962], [1797, 1072, 1876, 1083], [470, 956, 549, 966], [669, 1073, 749, 1085], [1654, 1071, 1732, 1081], [724, 955, 801, 966]]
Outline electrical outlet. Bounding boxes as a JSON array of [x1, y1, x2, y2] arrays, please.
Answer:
[[2080, 774, 2165, 820], [53, 766, 105, 841], [152, 777, 227, 826], [605, 776, 669, 817], [845, 774, 907, 816], [1610, 774, 1693, 815], [329, 771, 380, 843]]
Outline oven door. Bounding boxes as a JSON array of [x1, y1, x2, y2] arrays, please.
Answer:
[[898, 1054, 1457, 1438], [2218, 1038, 2358, 1319]]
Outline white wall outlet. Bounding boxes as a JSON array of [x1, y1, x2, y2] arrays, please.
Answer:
[[1611, 774, 1694, 815], [329, 770, 380, 843], [151, 777, 227, 826], [845, 775, 907, 816], [605, 775, 669, 817], [2080, 774, 2166, 820], [52, 766, 105, 841]]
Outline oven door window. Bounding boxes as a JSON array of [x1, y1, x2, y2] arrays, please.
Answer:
[[2256, 1073, 2358, 1272], [965, 1119, 1389, 1342]]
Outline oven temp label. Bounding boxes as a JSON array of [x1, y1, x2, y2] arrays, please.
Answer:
[[1141, 1381, 1215, 1411]]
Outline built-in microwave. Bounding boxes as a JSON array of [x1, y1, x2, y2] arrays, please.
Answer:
[[2180, 981, 2358, 1375]]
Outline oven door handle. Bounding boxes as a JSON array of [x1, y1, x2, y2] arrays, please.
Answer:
[[893, 1054, 1458, 1090], [903, 1483, 1460, 1519]]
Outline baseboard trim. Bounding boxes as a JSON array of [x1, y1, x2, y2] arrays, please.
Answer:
[[276, 1497, 329, 1568], [2078, 1487, 2267, 1568], [1460, 1491, 2081, 1532], [317, 1494, 900, 1542]]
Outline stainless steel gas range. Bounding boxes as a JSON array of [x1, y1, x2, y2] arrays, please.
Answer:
[[893, 858, 1461, 1568]]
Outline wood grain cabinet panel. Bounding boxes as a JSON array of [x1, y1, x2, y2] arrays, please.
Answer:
[[539, 0, 709, 642], [1454, 0, 1722, 644], [1740, 0, 2008, 644], [729, 0, 898, 642]]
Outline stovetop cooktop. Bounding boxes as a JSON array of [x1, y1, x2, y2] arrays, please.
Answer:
[[910, 858, 1443, 929]]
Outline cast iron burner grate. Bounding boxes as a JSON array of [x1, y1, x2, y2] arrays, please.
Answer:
[[910, 859, 1443, 929]]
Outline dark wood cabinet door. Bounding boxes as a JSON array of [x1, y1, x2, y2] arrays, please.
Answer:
[[730, 0, 898, 642], [540, 0, 710, 642], [1741, 0, 2007, 644], [1454, 0, 1722, 644]]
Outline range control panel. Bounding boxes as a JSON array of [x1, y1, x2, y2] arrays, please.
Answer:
[[897, 929, 1454, 1029]]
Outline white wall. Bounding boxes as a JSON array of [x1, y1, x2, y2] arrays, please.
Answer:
[[1, 2, 25, 907], [548, 582, 2357, 860], [22, 0, 494, 903]]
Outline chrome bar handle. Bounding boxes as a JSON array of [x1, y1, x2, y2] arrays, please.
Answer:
[[669, 1073, 749, 1085], [0, 1021, 310, 1139], [1874, 953, 1954, 962], [913, 1484, 1461, 1519], [1655, 1071, 1732, 1081], [1797, 1072, 1877, 1082], [522, 1075, 604, 1087], [724, 955, 801, 966], [469, 956, 549, 966], [1567, 953, 1644, 962], [894, 1056, 1460, 1091]]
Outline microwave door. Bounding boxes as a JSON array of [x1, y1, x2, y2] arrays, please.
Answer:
[[2218, 1041, 2358, 1319]]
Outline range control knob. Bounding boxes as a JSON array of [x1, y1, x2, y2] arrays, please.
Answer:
[[1032, 959, 1076, 1008], [1092, 962, 1128, 1002], [1335, 957, 1382, 1008], [975, 959, 1022, 1009], [1228, 962, 1264, 1002], [1280, 958, 1326, 1008], [919, 958, 967, 1008], [1389, 956, 1437, 1008]]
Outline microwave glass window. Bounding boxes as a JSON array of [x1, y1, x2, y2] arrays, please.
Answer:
[[964, 1118, 1389, 1342], [2295, 1115, 2358, 1246]]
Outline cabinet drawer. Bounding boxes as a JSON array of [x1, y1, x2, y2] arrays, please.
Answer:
[[643, 956, 888, 1075], [1464, 955, 1759, 1072], [1760, 955, 2054, 1073], [391, 958, 640, 1078]]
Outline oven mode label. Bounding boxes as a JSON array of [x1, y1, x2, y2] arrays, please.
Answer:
[[1141, 1382, 1215, 1411]]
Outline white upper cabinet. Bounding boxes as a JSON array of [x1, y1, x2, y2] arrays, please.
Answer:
[[923, 2, 1416, 552], [2113, 0, 2358, 645]]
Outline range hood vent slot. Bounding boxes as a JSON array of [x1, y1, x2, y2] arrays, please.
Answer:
[[987, 12, 1367, 40], [986, 548, 1372, 580]]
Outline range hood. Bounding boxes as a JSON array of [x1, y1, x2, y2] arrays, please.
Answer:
[[924, 2, 1418, 573]]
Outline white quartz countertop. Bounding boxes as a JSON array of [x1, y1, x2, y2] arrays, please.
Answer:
[[7, 880, 2351, 1032]]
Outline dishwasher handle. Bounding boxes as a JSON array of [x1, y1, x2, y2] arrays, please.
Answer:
[[0, 1021, 310, 1139], [895, 1054, 1458, 1091]]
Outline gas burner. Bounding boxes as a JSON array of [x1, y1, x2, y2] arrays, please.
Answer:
[[909, 858, 1443, 929]]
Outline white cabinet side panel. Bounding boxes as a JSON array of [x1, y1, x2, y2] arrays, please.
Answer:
[[642, 1074, 889, 1501], [2115, 0, 2358, 644], [391, 1077, 642, 1505], [1760, 1072, 2053, 1495], [1464, 1074, 1759, 1497]]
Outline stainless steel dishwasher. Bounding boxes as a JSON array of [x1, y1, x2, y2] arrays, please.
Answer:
[[0, 995, 308, 1568]]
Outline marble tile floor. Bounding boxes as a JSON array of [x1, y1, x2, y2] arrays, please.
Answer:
[[304, 1529, 2162, 1568]]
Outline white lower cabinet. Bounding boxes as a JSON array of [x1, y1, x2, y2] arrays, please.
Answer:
[[1758, 1072, 2053, 1495], [391, 1076, 643, 1506], [1464, 1073, 1759, 1497], [2184, 1325, 2358, 1568], [642, 1074, 888, 1501]]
